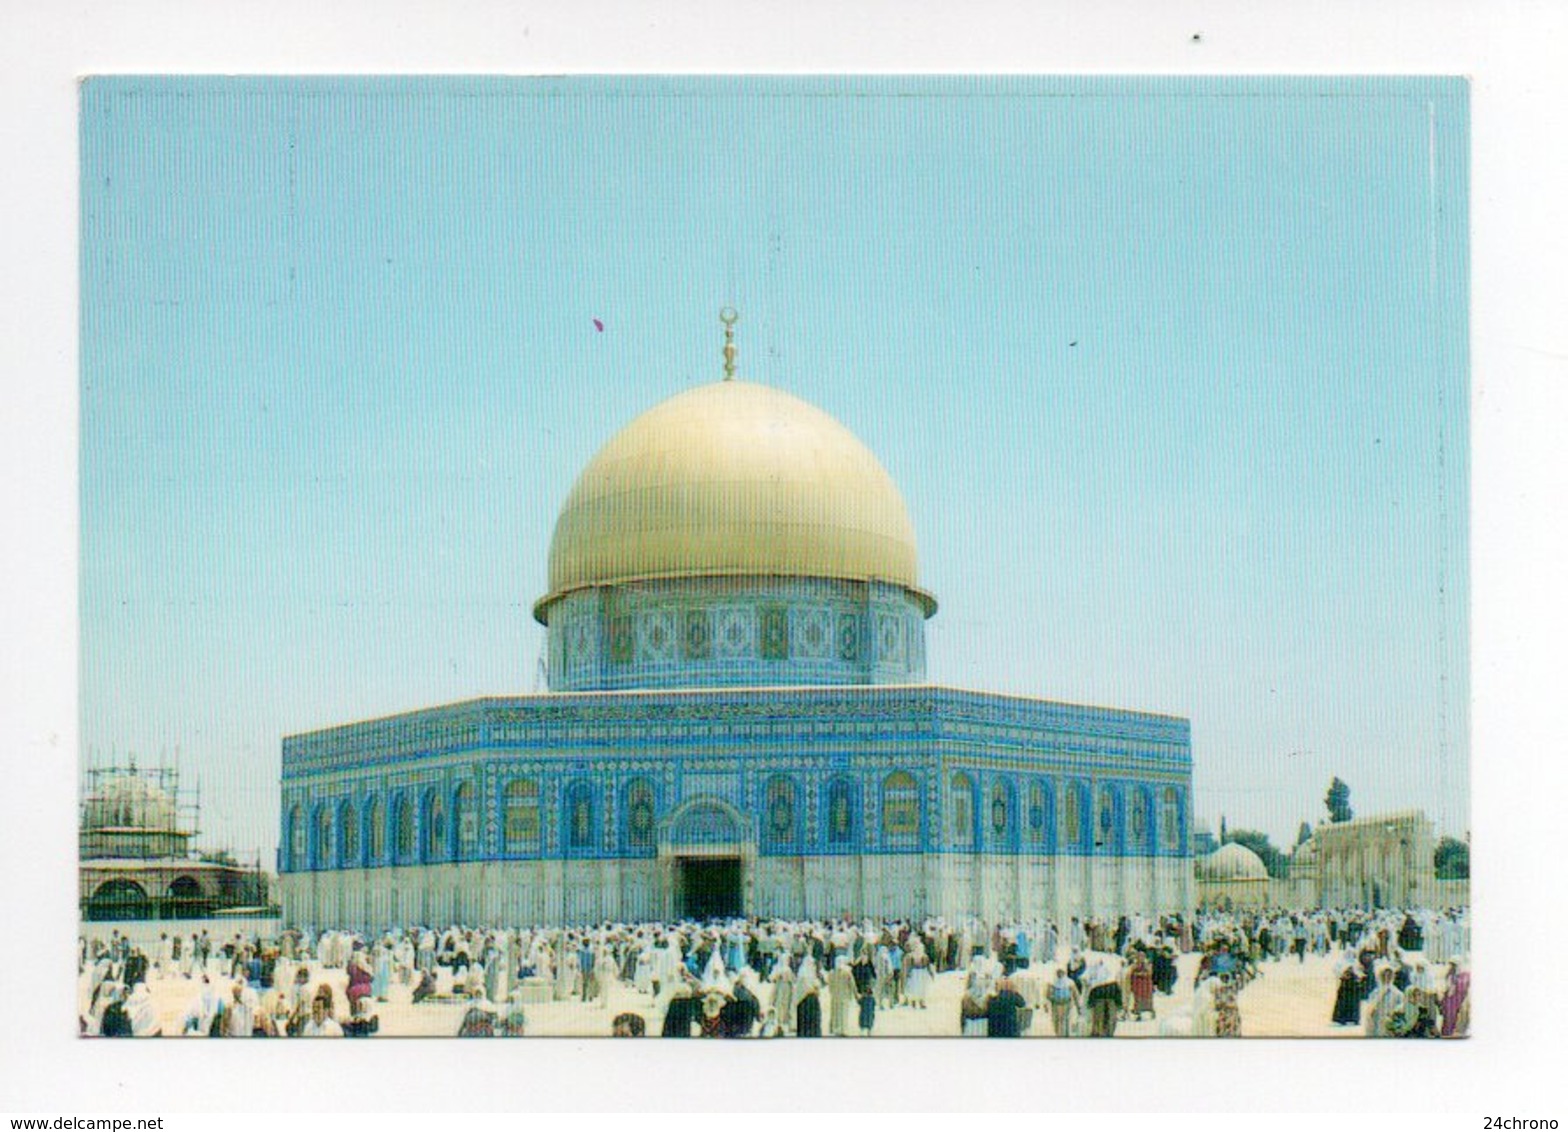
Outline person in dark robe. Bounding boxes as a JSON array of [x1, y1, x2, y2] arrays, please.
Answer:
[[611, 1012, 646, 1036], [1401, 987, 1441, 1038], [794, 958, 824, 1038], [341, 1001, 380, 1038], [122, 950, 147, 990], [661, 988, 699, 1038], [99, 988, 133, 1038], [1152, 946, 1177, 995], [718, 981, 760, 1038], [411, 969, 437, 1004], [1356, 946, 1378, 998], [985, 977, 1029, 1037], [1398, 915, 1422, 952], [1085, 969, 1122, 1037], [851, 951, 877, 1035], [1331, 963, 1363, 1025], [455, 1005, 494, 1037]]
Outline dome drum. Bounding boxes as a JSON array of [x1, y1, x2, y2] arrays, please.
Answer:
[[546, 574, 928, 692]]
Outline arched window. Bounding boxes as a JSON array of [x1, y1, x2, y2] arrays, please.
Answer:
[[624, 779, 655, 850], [422, 790, 447, 863], [950, 772, 974, 844], [504, 779, 541, 852], [313, 806, 333, 870], [882, 772, 920, 837], [1027, 780, 1051, 848], [565, 781, 594, 851], [990, 780, 1013, 843], [1128, 788, 1150, 851], [1095, 784, 1118, 851], [825, 778, 857, 847], [339, 799, 358, 867], [453, 782, 477, 860], [287, 804, 305, 871], [1160, 787, 1182, 851], [394, 794, 415, 862], [1062, 784, 1083, 850], [366, 796, 385, 863], [764, 777, 797, 849]]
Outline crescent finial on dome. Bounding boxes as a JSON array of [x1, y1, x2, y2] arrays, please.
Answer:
[[720, 306, 738, 380]]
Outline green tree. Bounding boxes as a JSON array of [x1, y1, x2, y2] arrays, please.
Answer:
[[1295, 821, 1313, 847], [1224, 828, 1291, 880], [1434, 836, 1469, 880], [1325, 777, 1353, 823]]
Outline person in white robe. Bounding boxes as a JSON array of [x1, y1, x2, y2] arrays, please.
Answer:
[[770, 957, 796, 1035], [85, 981, 123, 1036], [534, 941, 555, 988], [595, 943, 616, 1009], [299, 992, 343, 1037], [128, 981, 162, 1037], [827, 956, 856, 1036], [634, 945, 655, 996], [154, 934, 173, 979], [179, 976, 224, 1036], [373, 941, 393, 1000], [1364, 966, 1406, 1037], [1190, 975, 1219, 1037], [700, 949, 727, 991], [273, 954, 296, 998], [904, 947, 934, 1009], [557, 947, 579, 1002], [655, 936, 684, 1000], [224, 981, 259, 1037]]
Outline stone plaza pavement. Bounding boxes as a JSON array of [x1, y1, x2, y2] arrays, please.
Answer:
[[129, 949, 1370, 1038]]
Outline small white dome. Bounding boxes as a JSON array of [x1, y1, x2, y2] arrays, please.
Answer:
[[83, 775, 179, 832], [1197, 842, 1269, 881]]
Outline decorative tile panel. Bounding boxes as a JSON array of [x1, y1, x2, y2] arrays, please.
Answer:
[[636, 608, 677, 664], [713, 606, 756, 659]]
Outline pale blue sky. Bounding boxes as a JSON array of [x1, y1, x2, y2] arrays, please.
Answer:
[[79, 76, 1468, 859]]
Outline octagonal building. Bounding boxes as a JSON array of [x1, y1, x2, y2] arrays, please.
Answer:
[[277, 320, 1194, 929]]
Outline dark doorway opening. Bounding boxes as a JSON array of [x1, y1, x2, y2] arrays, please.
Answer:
[[86, 879, 150, 922], [678, 857, 742, 920]]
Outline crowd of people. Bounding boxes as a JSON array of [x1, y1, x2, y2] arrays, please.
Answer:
[[76, 904, 1468, 1039], [1324, 911, 1473, 1038]]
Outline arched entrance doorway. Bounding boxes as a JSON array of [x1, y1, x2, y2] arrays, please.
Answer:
[[87, 878, 150, 921], [166, 875, 210, 919], [659, 799, 753, 920]]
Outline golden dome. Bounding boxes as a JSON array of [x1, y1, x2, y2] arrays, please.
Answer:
[[535, 380, 933, 622]]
